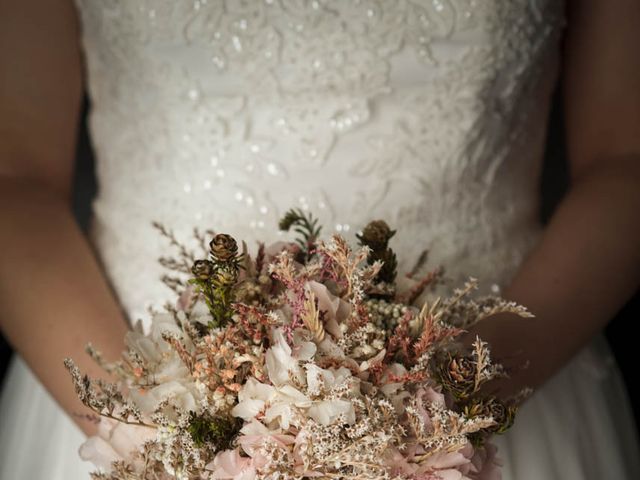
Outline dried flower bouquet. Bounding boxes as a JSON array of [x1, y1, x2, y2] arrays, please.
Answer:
[[65, 208, 533, 480]]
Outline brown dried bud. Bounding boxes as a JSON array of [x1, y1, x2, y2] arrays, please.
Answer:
[[210, 233, 238, 262], [192, 259, 215, 280], [356, 220, 396, 251], [464, 397, 516, 434], [370, 248, 398, 284], [437, 353, 477, 399], [212, 265, 239, 288]]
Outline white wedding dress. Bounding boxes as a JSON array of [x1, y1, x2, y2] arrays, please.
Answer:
[[1, 0, 639, 478]]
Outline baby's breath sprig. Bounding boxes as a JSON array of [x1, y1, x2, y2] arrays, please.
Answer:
[[278, 207, 322, 262], [190, 233, 245, 329]]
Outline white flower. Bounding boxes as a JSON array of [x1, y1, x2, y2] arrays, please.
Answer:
[[379, 363, 408, 396], [305, 366, 357, 425], [316, 335, 359, 371], [130, 380, 200, 414], [311, 365, 353, 391], [79, 418, 155, 472], [239, 418, 271, 436], [235, 419, 296, 470], [359, 348, 386, 372], [232, 377, 277, 421], [235, 327, 359, 429], [304, 364, 329, 396], [264, 384, 312, 429], [125, 311, 202, 415], [306, 280, 351, 338], [292, 329, 317, 361], [379, 363, 411, 412], [125, 312, 181, 365], [307, 398, 356, 425], [265, 327, 314, 387], [190, 298, 213, 326], [233, 377, 311, 430]]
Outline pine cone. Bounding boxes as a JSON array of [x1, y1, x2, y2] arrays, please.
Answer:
[[356, 220, 396, 251], [191, 259, 215, 280], [211, 265, 239, 288], [210, 233, 238, 262], [437, 353, 477, 399], [464, 397, 516, 434], [370, 248, 398, 284]]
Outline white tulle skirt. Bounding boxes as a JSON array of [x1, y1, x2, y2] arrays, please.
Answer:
[[0, 331, 638, 479]]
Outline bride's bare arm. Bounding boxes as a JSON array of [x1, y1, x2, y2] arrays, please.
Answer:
[[466, 0, 640, 399], [0, 1, 129, 435]]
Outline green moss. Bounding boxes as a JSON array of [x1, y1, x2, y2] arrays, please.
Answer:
[[188, 413, 242, 450]]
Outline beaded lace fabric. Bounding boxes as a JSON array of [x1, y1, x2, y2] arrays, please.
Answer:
[[73, 0, 564, 321]]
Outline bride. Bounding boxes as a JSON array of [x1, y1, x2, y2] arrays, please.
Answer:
[[1, 0, 639, 478]]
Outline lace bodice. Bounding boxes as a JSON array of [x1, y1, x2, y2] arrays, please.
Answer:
[[73, 0, 565, 323]]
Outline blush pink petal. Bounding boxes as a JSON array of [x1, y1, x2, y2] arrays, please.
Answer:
[[468, 442, 502, 480], [306, 280, 350, 338], [208, 449, 256, 480], [79, 418, 156, 472]]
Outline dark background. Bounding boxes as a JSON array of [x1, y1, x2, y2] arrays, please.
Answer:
[[0, 89, 638, 433]]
